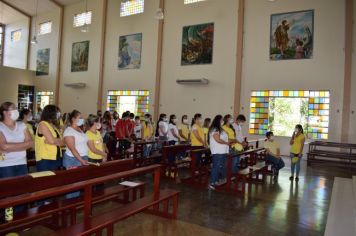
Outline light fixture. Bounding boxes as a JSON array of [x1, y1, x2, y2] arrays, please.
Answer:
[[155, 8, 164, 20], [80, 0, 89, 33], [32, 0, 38, 44]]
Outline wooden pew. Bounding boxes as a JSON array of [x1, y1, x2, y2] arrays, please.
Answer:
[[133, 140, 162, 167], [307, 141, 356, 171], [161, 144, 192, 181], [215, 148, 267, 195], [42, 165, 179, 236], [180, 148, 211, 188], [0, 159, 144, 234]]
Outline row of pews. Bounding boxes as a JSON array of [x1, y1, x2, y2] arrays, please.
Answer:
[[2, 138, 270, 235]]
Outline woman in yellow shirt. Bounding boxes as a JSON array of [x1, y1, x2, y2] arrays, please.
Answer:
[[86, 115, 107, 164], [178, 115, 190, 143], [35, 105, 64, 171], [142, 113, 154, 157], [289, 124, 305, 181], [222, 114, 241, 175], [191, 113, 206, 167]]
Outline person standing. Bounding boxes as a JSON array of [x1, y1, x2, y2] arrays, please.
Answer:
[[178, 115, 190, 143], [289, 124, 305, 181], [208, 115, 230, 190]]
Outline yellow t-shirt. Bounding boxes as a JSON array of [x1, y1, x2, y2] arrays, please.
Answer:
[[191, 124, 204, 146], [290, 133, 305, 154], [264, 140, 280, 156], [222, 125, 243, 151], [86, 130, 104, 160], [178, 123, 190, 141], [142, 122, 153, 139]]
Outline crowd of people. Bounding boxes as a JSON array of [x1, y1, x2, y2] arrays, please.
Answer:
[[0, 101, 306, 190]]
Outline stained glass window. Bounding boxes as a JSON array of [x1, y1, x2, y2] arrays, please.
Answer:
[[249, 90, 330, 140], [120, 0, 144, 17], [107, 90, 149, 117], [184, 0, 206, 4], [36, 91, 54, 109], [39, 21, 52, 35], [73, 11, 92, 27]]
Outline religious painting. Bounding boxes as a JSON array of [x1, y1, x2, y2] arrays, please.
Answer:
[[36, 48, 50, 76], [270, 10, 314, 60], [181, 22, 214, 65], [71, 40, 90, 72], [118, 33, 142, 70]]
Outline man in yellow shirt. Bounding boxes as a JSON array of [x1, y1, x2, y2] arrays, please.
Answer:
[[264, 131, 285, 177]]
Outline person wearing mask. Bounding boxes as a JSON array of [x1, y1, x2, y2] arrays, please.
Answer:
[[156, 113, 169, 148], [203, 118, 211, 145], [19, 109, 35, 141], [86, 114, 107, 164], [178, 115, 190, 143], [63, 110, 88, 169], [142, 114, 154, 157], [112, 111, 119, 130], [289, 124, 305, 182], [168, 114, 180, 146], [133, 116, 142, 140], [127, 113, 136, 137], [222, 114, 241, 175], [232, 114, 248, 149], [264, 131, 285, 177], [191, 113, 206, 167], [209, 115, 230, 190], [35, 105, 64, 171], [115, 112, 131, 153], [0, 102, 33, 178], [102, 111, 113, 143]]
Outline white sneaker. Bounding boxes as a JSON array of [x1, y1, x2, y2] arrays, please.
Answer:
[[209, 184, 215, 190]]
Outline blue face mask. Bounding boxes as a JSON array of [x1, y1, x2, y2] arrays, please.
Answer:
[[76, 118, 84, 126]]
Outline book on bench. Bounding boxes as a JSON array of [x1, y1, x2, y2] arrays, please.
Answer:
[[119, 181, 140, 187]]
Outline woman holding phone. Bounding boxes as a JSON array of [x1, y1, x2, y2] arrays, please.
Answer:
[[289, 124, 305, 182]]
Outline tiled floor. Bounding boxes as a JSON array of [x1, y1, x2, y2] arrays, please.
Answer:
[[19, 158, 352, 236]]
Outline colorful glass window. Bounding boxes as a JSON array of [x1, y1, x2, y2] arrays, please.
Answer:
[[120, 0, 144, 17], [249, 90, 330, 140], [107, 90, 149, 117]]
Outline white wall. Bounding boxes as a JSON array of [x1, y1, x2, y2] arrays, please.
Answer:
[[242, 0, 346, 154], [3, 18, 29, 69], [101, 0, 159, 112], [0, 66, 35, 103], [29, 9, 60, 96], [59, 0, 103, 115], [350, 0, 356, 142], [159, 0, 238, 119]]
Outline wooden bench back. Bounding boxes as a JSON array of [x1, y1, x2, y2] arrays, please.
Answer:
[[0, 159, 134, 198], [162, 144, 191, 159]]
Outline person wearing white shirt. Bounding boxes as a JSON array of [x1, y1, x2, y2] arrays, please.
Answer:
[[156, 114, 169, 150], [232, 114, 248, 149], [209, 115, 230, 190], [168, 115, 180, 145], [63, 110, 89, 169], [0, 102, 33, 178], [133, 116, 142, 140]]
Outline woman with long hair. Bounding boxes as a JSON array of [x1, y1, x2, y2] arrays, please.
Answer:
[[289, 124, 305, 182]]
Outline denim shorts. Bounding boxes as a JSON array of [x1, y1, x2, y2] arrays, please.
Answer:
[[63, 153, 88, 169]]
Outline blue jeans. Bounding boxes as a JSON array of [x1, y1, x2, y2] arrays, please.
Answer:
[[210, 154, 227, 185], [290, 153, 301, 176], [231, 155, 240, 174], [0, 164, 28, 179], [266, 155, 285, 171], [143, 144, 152, 157], [63, 153, 88, 198], [36, 158, 62, 172]]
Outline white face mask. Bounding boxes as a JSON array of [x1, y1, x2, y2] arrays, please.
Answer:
[[198, 119, 203, 125], [220, 121, 224, 126], [163, 118, 168, 122], [295, 128, 299, 134], [229, 118, 234, 124], [27, 115, 33, 121], [96, 123, 102, 130], [10, 110, 19, 121], [56, 112, 61, 119], [172, 118, 177, 123], [76, 118, 84, 126], [183, 119, 188, 124], [269, 136, 274, 141]]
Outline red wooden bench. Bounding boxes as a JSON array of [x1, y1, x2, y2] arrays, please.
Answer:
[[0, 159, 143, 234], [161, 144, 192, 181], [181, 148, 211, 188], [133, 140, 162, 167], [44, 164, 179, 236]]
